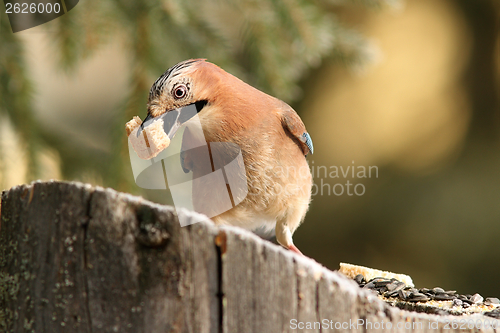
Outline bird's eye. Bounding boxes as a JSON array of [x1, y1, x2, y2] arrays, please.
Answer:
[[174, 85, 187, 99]]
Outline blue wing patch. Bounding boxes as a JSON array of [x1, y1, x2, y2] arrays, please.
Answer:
[[302, 133, 314, 155]]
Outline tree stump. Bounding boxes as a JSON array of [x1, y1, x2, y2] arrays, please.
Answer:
[[0, 181, 498, 332]]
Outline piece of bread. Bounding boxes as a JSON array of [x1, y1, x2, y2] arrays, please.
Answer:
[[339, 262, 414, 287], [126, 116, 142, 136], [126, 116, 171, 160]]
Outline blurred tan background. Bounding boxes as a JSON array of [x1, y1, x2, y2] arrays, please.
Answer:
[[1, 0, 500, 297]]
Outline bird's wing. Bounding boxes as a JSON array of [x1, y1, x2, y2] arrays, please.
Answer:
[[281, 106, 314, 156]]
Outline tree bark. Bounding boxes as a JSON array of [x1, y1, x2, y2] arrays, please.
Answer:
[[0, 181, 498, 332]]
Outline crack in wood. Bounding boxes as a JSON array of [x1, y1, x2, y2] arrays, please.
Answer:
[[82, 190, 93, 333]]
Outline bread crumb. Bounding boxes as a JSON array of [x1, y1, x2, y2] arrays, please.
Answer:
[[126, 116, 171, 160], [339, 263, 414, 287], [125, 116, 142, 136]]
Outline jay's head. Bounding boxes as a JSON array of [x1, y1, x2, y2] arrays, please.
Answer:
[[146, 59, 224, 119], [138, 59, 224, 138]]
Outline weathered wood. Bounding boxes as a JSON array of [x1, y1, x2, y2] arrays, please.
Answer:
[[0, 181, 219, 333], [1, 181, 499, 332]]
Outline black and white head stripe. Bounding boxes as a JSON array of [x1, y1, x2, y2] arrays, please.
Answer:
[[148, 59, 204, 100]]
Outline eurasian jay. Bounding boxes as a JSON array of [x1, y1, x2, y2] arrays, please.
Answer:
[[142, 59, 313, 255]]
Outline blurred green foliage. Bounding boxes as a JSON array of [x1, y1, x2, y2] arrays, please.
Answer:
[[0, 13, 38, 179], [0, 0, 395, 190]]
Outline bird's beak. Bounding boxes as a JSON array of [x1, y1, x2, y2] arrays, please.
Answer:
[[136, 102, 203, 140], [137, 113, 154, 136]]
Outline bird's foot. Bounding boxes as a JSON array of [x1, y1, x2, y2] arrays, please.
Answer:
[[288, 244, 304, 256]]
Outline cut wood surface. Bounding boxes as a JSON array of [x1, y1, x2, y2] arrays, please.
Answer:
[[0, 181, 498, 332]]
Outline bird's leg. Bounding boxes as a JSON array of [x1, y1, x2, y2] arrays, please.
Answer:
[[275, 220, 304, 256], [288, 244, 304, 255]]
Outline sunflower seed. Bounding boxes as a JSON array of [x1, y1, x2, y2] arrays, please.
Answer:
[[485, 297, 500, 305], [433, 287, 445, 294], [373, 279, 392, 287], [386, 281, 405, 293], [398, 289, 409, 300], [434, 294, 456, 301], [354, 274, 365, 285], [363, 282, 376, 289], [470, 293, 483, 304], [409, 293, 429, 302], [485, 310, 500, 318]]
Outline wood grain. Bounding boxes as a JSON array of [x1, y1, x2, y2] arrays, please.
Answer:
[[1, 181, 498, 332]]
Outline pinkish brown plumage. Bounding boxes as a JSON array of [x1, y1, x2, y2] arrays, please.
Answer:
[[146, 59, 313, 254]]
